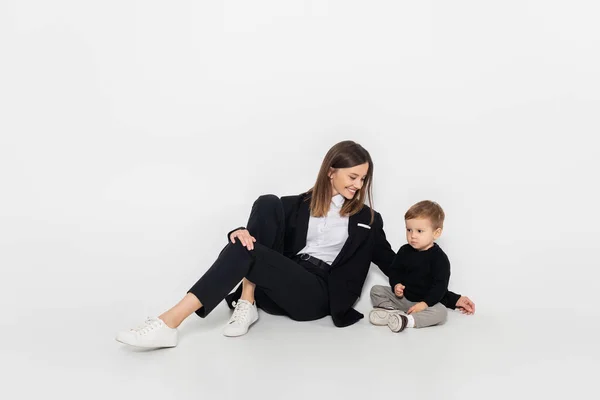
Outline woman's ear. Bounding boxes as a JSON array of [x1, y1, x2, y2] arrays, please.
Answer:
[[328, 167, 336, 179]]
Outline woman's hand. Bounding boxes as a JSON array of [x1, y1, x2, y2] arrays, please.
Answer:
[[229, 229, 256, 250]]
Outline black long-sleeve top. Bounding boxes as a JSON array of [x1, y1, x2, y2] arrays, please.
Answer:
[[388, 243, 451, 307]]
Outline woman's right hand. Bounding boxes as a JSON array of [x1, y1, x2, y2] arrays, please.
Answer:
[[229, 229, 256, 250]]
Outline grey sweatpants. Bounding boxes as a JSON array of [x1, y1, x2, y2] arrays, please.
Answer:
[[370, 285, 448, 328]]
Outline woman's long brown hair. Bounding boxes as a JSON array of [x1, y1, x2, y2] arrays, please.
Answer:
[[308, 140, 374, 224]]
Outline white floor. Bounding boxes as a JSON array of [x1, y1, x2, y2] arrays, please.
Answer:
[[4, 302, 599, 400]]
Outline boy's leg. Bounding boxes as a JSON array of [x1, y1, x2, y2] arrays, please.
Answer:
[[410, 302, 448, 328], [370, 285, 410, 312], [369, 285, 408, 326], [370, 286, 447, 331]]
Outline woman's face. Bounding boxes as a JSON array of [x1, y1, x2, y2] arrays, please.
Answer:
[[329, 162, 369, 200]]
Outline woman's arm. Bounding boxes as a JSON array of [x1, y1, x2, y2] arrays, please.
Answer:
[[371, 212, 396, 277]]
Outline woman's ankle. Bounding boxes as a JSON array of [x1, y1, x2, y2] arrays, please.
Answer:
[[240, 278, 256, 304], [239, 295, 255, 304], [158, 314, 181, 329]]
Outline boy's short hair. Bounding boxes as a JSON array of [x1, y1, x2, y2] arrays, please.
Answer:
[[404, 200, 445, 230]]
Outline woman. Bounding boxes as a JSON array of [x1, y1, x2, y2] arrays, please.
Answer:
[[116, 140, 475, 348]]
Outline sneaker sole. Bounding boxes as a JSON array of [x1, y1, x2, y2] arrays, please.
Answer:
[[387, 314, 408, 333], [115, 337, 178, 348], [369, 308, 402, 326]]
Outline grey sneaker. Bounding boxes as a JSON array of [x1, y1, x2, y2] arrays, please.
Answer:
[[369, 308, 403, 326], [387, 313, 409, 333]]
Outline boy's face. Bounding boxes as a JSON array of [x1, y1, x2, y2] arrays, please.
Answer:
[[405, 218, 442, 251]]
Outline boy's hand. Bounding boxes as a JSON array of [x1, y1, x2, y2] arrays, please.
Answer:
[[394, 284, 405, 297], [407, 301, 428, 314], [456, 296, 476, 315]]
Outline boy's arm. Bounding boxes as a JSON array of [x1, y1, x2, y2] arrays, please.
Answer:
[[422, 252, 451, 307], [388, 267, 403, 289], [440, 290, 461, 310], [388, 247, 406, 289]]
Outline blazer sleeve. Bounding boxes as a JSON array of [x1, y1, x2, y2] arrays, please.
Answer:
[[371, 212, 396, 277]]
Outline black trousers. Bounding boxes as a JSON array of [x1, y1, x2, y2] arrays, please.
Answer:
[[188, 195, 329, 321]]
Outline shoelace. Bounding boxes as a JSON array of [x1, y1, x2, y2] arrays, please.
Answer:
[[229, 301, 251, 325], [132, 318, 162, 335]]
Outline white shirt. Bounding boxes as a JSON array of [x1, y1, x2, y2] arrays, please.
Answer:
[[298, 194, 349, 265]]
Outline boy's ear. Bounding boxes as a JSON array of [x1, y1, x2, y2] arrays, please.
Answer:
[[433, 227, 443, 239]]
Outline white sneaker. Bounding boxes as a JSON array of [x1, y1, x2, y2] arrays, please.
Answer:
[[223, 300, 259, 337], [369, 308, 404, 326], [116, 317, 178, 348]]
